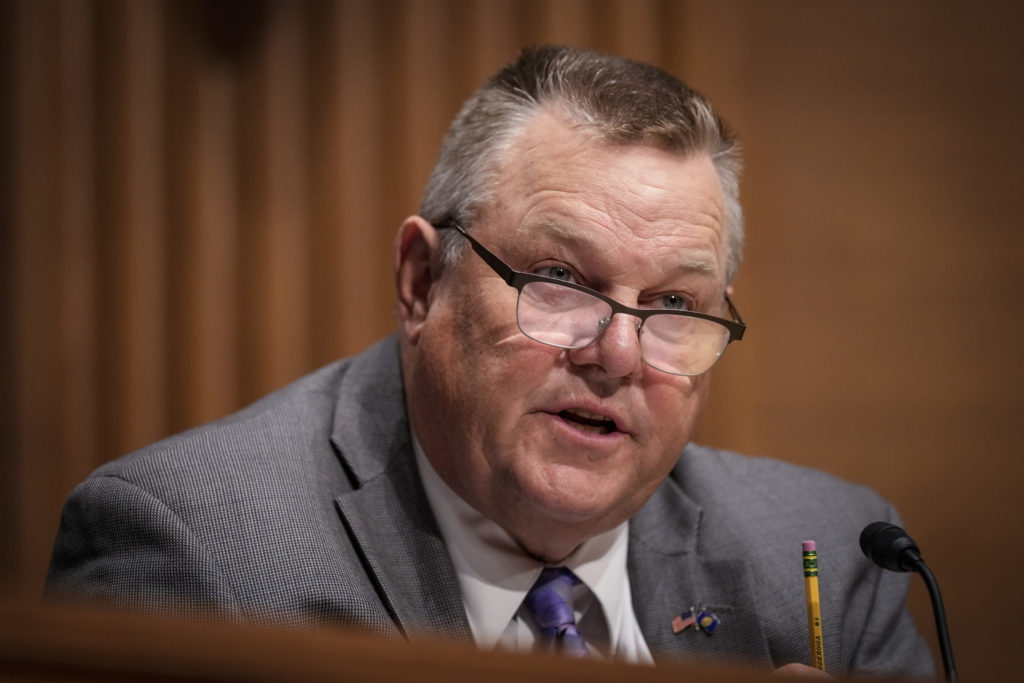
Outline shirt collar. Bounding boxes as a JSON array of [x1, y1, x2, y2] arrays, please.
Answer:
[[412, 436, 630, 650]]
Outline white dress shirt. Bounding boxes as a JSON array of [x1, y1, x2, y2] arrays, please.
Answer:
[[413, 439, 653, 663]]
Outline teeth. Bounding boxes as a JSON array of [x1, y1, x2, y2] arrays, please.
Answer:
[[558, 409, 617, 434]]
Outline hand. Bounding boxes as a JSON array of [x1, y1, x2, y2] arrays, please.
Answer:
[[772, 663, 833, 678]]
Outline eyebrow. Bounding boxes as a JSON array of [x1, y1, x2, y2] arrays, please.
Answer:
[[526, 219, 721, 278]]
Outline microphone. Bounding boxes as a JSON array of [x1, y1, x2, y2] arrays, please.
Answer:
[[859, 520, 923, 571], [859, 522, 957, 682]]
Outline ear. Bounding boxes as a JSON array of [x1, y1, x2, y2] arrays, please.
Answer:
[[724, 284, 736, 317], [394, 216, 441, 344]]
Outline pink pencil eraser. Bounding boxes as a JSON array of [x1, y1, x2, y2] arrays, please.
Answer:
[[802, 540, 816, 551]]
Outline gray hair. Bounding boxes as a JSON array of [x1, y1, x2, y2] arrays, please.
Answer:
[[419, 45, 744, 282]]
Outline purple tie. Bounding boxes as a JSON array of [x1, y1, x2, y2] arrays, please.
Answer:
[[524, 567, 590, 657]]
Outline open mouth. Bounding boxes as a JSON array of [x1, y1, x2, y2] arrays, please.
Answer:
[[558, 409, 617, 435]]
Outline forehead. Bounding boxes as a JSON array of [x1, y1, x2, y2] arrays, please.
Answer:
[[480, 109, 727, 281]]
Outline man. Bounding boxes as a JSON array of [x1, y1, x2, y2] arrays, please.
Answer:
[[47, 46, 933, 677]]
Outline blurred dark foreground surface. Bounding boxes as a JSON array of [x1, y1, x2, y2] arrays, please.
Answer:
[[0, 598, 866, 683]]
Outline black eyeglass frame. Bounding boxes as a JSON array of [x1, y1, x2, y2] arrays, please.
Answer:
[[435, 220, 746, 360]]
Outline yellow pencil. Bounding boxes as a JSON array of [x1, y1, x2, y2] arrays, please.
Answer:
[[803, 540, 826, 671]]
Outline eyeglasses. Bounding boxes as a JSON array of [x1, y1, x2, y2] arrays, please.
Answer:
[[437, 221, 745, 376]]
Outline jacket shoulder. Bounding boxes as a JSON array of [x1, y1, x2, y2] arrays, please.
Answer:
[[48, 337, 405, 633], [95, 359, 347, 481], [675, 444, 894, 537]]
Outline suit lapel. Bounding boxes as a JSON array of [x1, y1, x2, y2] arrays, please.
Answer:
[[329, 337, 471, 642], [629, 474, 772, 668], [335, 458, 470, 641]]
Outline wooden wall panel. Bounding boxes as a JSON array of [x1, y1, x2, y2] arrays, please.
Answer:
[[168, 30, 241, 429], [12, 0, 61, 592], [3, 0, 1022, 679], [254, 0, 312, 391], [309, 0, 382, 365], [116, 0, 169, 455], [679, 4, 1024, 681]]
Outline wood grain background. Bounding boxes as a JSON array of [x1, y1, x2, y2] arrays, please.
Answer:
[[3, 0, 1022, 678]]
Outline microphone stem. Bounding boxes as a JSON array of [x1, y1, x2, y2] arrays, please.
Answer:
[[913, 559, 957, 683]]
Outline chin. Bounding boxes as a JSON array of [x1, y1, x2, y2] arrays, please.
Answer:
[[514, 464, 636, 527]]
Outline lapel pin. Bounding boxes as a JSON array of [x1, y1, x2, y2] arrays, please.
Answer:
[[696, 608, 720, 635], [671, 611, 696, 634], [672, 605, 723, 636]]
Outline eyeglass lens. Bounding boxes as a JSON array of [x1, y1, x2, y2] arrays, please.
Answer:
[[516, 281, 730, 376]]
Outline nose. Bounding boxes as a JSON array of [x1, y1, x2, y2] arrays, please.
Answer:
[[567, 312, 644, 378]]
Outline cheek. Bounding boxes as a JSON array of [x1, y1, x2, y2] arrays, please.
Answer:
[[420, 287, 556, 434], [447, 279, 520, 348], [644, 374, 710, 452], [413, 300, 567, 507]]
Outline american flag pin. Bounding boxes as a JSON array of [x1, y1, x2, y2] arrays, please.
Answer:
[[671, 609, 697, 634]]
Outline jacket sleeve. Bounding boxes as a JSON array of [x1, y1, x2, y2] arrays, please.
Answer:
[[45, 474, 243, 620]]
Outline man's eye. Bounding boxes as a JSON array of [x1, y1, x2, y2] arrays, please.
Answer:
[[537, 265, 576, 282], [659, 294, 692, 311]]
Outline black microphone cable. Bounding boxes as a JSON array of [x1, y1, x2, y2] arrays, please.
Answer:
[[860, 521, 957, 683]]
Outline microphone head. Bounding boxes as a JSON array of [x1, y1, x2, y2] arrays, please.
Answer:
[[859, 521, 921, 572]]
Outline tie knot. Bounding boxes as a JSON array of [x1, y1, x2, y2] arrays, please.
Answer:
[[525, 567, 579, 628], [523, 567, 589, 657]]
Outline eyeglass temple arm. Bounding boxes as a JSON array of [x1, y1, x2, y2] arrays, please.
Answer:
[[724, 294, 746, 340], [437, 221, 516, 285]]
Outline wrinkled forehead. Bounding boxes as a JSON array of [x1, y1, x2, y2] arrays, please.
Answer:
[[480, 110, 728, 280], [494, 108, 722, 211], [532, 218, 723, 276]]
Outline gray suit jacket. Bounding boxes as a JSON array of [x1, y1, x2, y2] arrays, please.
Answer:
[[47, 335, 933, 677]]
